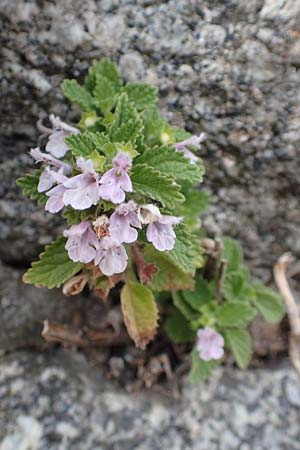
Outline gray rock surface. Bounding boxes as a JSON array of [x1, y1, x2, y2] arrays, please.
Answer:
[[1, 0, 300, 276], [0, 350, 299, 450]]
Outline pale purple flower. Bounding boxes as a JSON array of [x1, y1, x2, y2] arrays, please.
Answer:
[[196, 327, 224, 361], [62, 157, 100, 210], [64, 221, 99, 264], [146, 213, 182, 252], [109, 200, 141, 244], [45, 183, 68, 213], [43, 114, 79, 158], [99, 152, 132, 204], [94, 237, 128, 276], [38, 167, 67, 193], [30, 147, 71, 174], [174, 133, 206, 163]]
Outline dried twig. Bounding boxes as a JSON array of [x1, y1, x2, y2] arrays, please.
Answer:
[[274, 253, 300, 378]]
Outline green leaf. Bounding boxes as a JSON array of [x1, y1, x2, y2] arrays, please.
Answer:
[[142, 106, 168, 146], [172, 292, 199, 321], [85, 58, 122, 93], [93, 76, 118, 114], [17, 171, 47, 205], [166, 224, 196, 274], [222, 238, 243, 273], [23, 237, 83, 289], [216, 302, 256, 328], [165, 310, 195, 343], [189, 348, 219, 383], [176, 190, 210, 229], [131, 164, 184, 209], [87, 150, 106, 171], [142, 245, 194, 292], [225, 328, 252, 369], [120, 282, 158, 349], [223, 269, 248, 302], [109, 94, 143, 144], [61, 79, 94, 111], [65, 132, 97, 157], [123, 83, 158, 112], [251, 282, 285, 323], [181, 277, 213, 312], [135, 146, 204, 184]]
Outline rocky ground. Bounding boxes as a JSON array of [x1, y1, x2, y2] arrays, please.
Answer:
[[1, 0, 300, 448]]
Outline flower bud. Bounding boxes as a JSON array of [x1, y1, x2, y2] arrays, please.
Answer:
[[137, 204, 161, 224], [63, 274, 88, 296]]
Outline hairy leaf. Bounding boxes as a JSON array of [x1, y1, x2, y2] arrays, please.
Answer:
[[85, 58, 122, 93], [109, 94, 143, 144], [222, 238, 243, 273], [225, 328, 252, 369], [131, 164, 184, 208], [166, 224, 196, 274], [23, 237, 83, 289], [176, 190, 210, 229], [61, 80, 94, 111], [216, 302, 256, 328], [123, 83, 158, 112], [181, 277, 213, 312], [93, 76, 118, 114], [17, 171, 47, 205], [172, 292, 199, 321], [120, 282, 158, 349], [165, 310, 195, 343]]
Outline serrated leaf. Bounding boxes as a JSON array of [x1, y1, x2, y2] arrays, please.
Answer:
[[176, 190, 210, 229], [172, 292, 199, 321], [142, 245, 194, 292], [189, 348, 219, 383], [222, 237, 243, 273], [142, 106, 167, 146], [65, 132, 97, 157], [251, 282, 285, 323], [166, 224, 196, 274], [120, 282, 158, 349], [93, 76, 118, 114], [135, 146, 204, 183], [223, 269, 248, 302], [61, 79, 94, 111], [216, 302, 256, 328], [165, 310, 195, 343], [225, 328, 252, 369], [23, 237, 83, 289], [109, 94, 143, 144], [85, 58, 122, 93], [131, 164, 184, 209], [123, 83, 158, 112], [181, 277, 213, 312], [17, 171, 47, 205], [87, 150, 106, 171]]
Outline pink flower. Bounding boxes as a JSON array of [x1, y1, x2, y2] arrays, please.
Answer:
[[174, 133, 206, 163], [45, 184, 68, 214], [62, 157, 100, 210], [141, 206, 181, 251], [99, 152, 132, 204], [64, 221, 99, 264], [45, 114, 79, 158], [109, 200, 141, 244], [94, 237, 128, 276], [30, 147, 71, 173], [196, 327, 224, 361], [38, 167, 67, 193]]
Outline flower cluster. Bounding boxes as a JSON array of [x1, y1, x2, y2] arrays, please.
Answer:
[[30, 116, 182, 276]]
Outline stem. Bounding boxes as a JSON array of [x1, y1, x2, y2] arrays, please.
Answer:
[[216, 259, 227, 304]]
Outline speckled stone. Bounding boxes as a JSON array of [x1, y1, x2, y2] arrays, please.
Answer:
[[0, 351, 299, 450]]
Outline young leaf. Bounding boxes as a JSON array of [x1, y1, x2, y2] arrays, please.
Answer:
[[189, 348, 219, 383], [223, 270, 248, 302], [17, 171, 47, 205], [23, 237, 83, 289], [251, 282, 285, 323], [166, 224, 196, 274], [222, 238, 243, 273], [61, 80, 94, 111], [65, 132, 97, 157], [135, 146, 204, 183], [131, 164, 184, 209], [181, 277, 213, 312], [123, 83, 158, 112], [93, 76, 118, 114], [165, 310, 195, 343], [85, 58, 122, 93], [216, 302, 256, 328], [142, 106, 167, 146], [225, 328, 252, 369], [142, 245, 194, 292], [120, 282, 158, 349], [109, 94, 143, 144]]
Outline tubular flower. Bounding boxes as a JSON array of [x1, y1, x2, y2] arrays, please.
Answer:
[[45, 114, 79, 158], [174, 133, 206, 163], [62, 157, 101, 210], [139, 205, 182, 251], [109, 200, 141, 244], [64, 221, 99, 264], [99, 152, 132, 204], [94, 237, 128, 276], [196, 327, 224, 361]]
